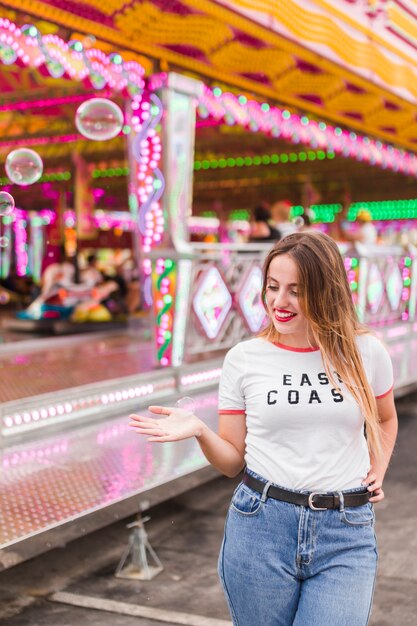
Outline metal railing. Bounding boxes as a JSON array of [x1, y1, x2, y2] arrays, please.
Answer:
[[182, 241, 416, 362]]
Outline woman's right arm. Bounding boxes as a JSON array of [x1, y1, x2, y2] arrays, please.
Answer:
[[196, 412, 246, 477], [129, 407, 246, 478]]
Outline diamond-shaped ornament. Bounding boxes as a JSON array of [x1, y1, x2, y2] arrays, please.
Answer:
[[238, 266, 266, 332], [367, 264, 384, 313], [193, 267, 232, 339], [386, 265, 403, 311]]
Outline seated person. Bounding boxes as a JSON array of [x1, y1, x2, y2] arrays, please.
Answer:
[[249, 205, 281, 242], [80, 253, 104, 288]]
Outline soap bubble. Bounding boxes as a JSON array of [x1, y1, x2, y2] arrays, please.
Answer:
[[0, 191, 15, 216], [75, 98, 124, 141], [5, 149, 43, 186], [175, 396, 196, 411], [0, 236, 9, 248], [293, 216, 305, 228]]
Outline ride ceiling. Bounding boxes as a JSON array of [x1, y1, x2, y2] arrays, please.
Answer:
[[1, 5, 417, 215], [3, 0, 417, 151]]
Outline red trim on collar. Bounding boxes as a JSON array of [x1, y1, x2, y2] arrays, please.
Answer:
[[273, 342, 319, 353]]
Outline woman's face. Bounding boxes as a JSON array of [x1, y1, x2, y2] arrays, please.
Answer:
[[264, 254, 312, 347]]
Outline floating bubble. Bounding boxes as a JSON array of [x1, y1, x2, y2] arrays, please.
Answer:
[[293, 216, 305, 228], [5, 149, 43, 186], [175, 396, 196, 411], [0, 191, 15, 216], [0, 236, 9, 248], [75, 98, 124, 141]]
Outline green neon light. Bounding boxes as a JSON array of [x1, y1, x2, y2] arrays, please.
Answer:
[[290, 206, 304, 217], [292, 199, 417, 223], [192, 149, 337, 172], [230, 209, 250, 220], [92, 167, 130, 178], [0, 171, 72, 186]]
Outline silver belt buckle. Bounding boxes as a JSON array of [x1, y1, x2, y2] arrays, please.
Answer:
[[308, 492, 327, 511]]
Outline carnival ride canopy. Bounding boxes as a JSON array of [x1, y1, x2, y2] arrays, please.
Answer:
[[3, 0, 417, 154], [1, 10, 417, 224]]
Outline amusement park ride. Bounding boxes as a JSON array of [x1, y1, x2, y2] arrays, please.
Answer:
[[2, 0, 417, 569]]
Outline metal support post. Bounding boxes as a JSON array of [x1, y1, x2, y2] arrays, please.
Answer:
[[115, 515, 163, 581]]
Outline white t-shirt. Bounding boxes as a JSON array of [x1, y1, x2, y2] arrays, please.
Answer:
[[218, 335, 393, 491]]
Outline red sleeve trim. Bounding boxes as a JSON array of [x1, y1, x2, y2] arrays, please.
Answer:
[[375, 384, 394, 399], [218, 409, 246, 415]]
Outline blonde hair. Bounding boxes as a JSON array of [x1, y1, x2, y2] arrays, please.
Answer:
[[259, 231, 382, 458]]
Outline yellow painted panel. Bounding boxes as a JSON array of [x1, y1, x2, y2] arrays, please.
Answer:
[[365, 108, 415, 128], [272, 70, 344, 99], [400, 123, 417, 139], [115, 2, 232, 54], [210, 43, 295, 77], [325, 91, 382, 115], [205, 0, 417, 100]]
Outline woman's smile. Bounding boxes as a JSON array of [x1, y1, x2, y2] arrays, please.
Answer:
[[274, 308, 297, 322]]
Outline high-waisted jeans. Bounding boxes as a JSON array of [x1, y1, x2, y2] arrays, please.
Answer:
[[218, 470, 378, 626]]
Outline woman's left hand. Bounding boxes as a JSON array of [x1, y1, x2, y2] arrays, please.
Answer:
[[362, 468, 384, 503]]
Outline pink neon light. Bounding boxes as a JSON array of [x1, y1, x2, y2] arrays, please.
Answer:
[[0, 91, 112, 112], [0, 134, 81, 150], [180, 368, 223, 385], [13, 209, 28, 276], [199, 86, 417, 177], [0, 18, 145, 94]]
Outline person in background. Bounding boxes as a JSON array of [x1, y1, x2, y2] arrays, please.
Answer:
[[355, 209, 378, 245], [80, 252, 104, 288], [327, 203, 350, 243], [271, 199, 297, 239], [129, 231, 397, 626], [249, 205, 281, 242], [40, 245, 76, 297]]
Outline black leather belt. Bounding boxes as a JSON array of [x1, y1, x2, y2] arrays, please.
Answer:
[[243, 472, 371, 511]]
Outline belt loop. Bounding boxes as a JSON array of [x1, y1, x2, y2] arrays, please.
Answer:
[[337, 490, 345, 512], [261, 481, 272, 503]]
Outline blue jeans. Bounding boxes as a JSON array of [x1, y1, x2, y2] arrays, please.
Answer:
[[218, 470, 378, 626]]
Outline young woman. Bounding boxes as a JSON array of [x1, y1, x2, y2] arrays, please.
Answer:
[[129, 232, 398, 626]]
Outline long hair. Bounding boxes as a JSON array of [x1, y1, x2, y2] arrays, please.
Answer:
[[259, 231, 382, 458]]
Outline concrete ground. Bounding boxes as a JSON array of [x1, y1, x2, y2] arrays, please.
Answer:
[[1, 393, 417, 626]]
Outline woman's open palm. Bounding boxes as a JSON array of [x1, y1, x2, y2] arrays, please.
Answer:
[[129, 405, 203, 442]]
